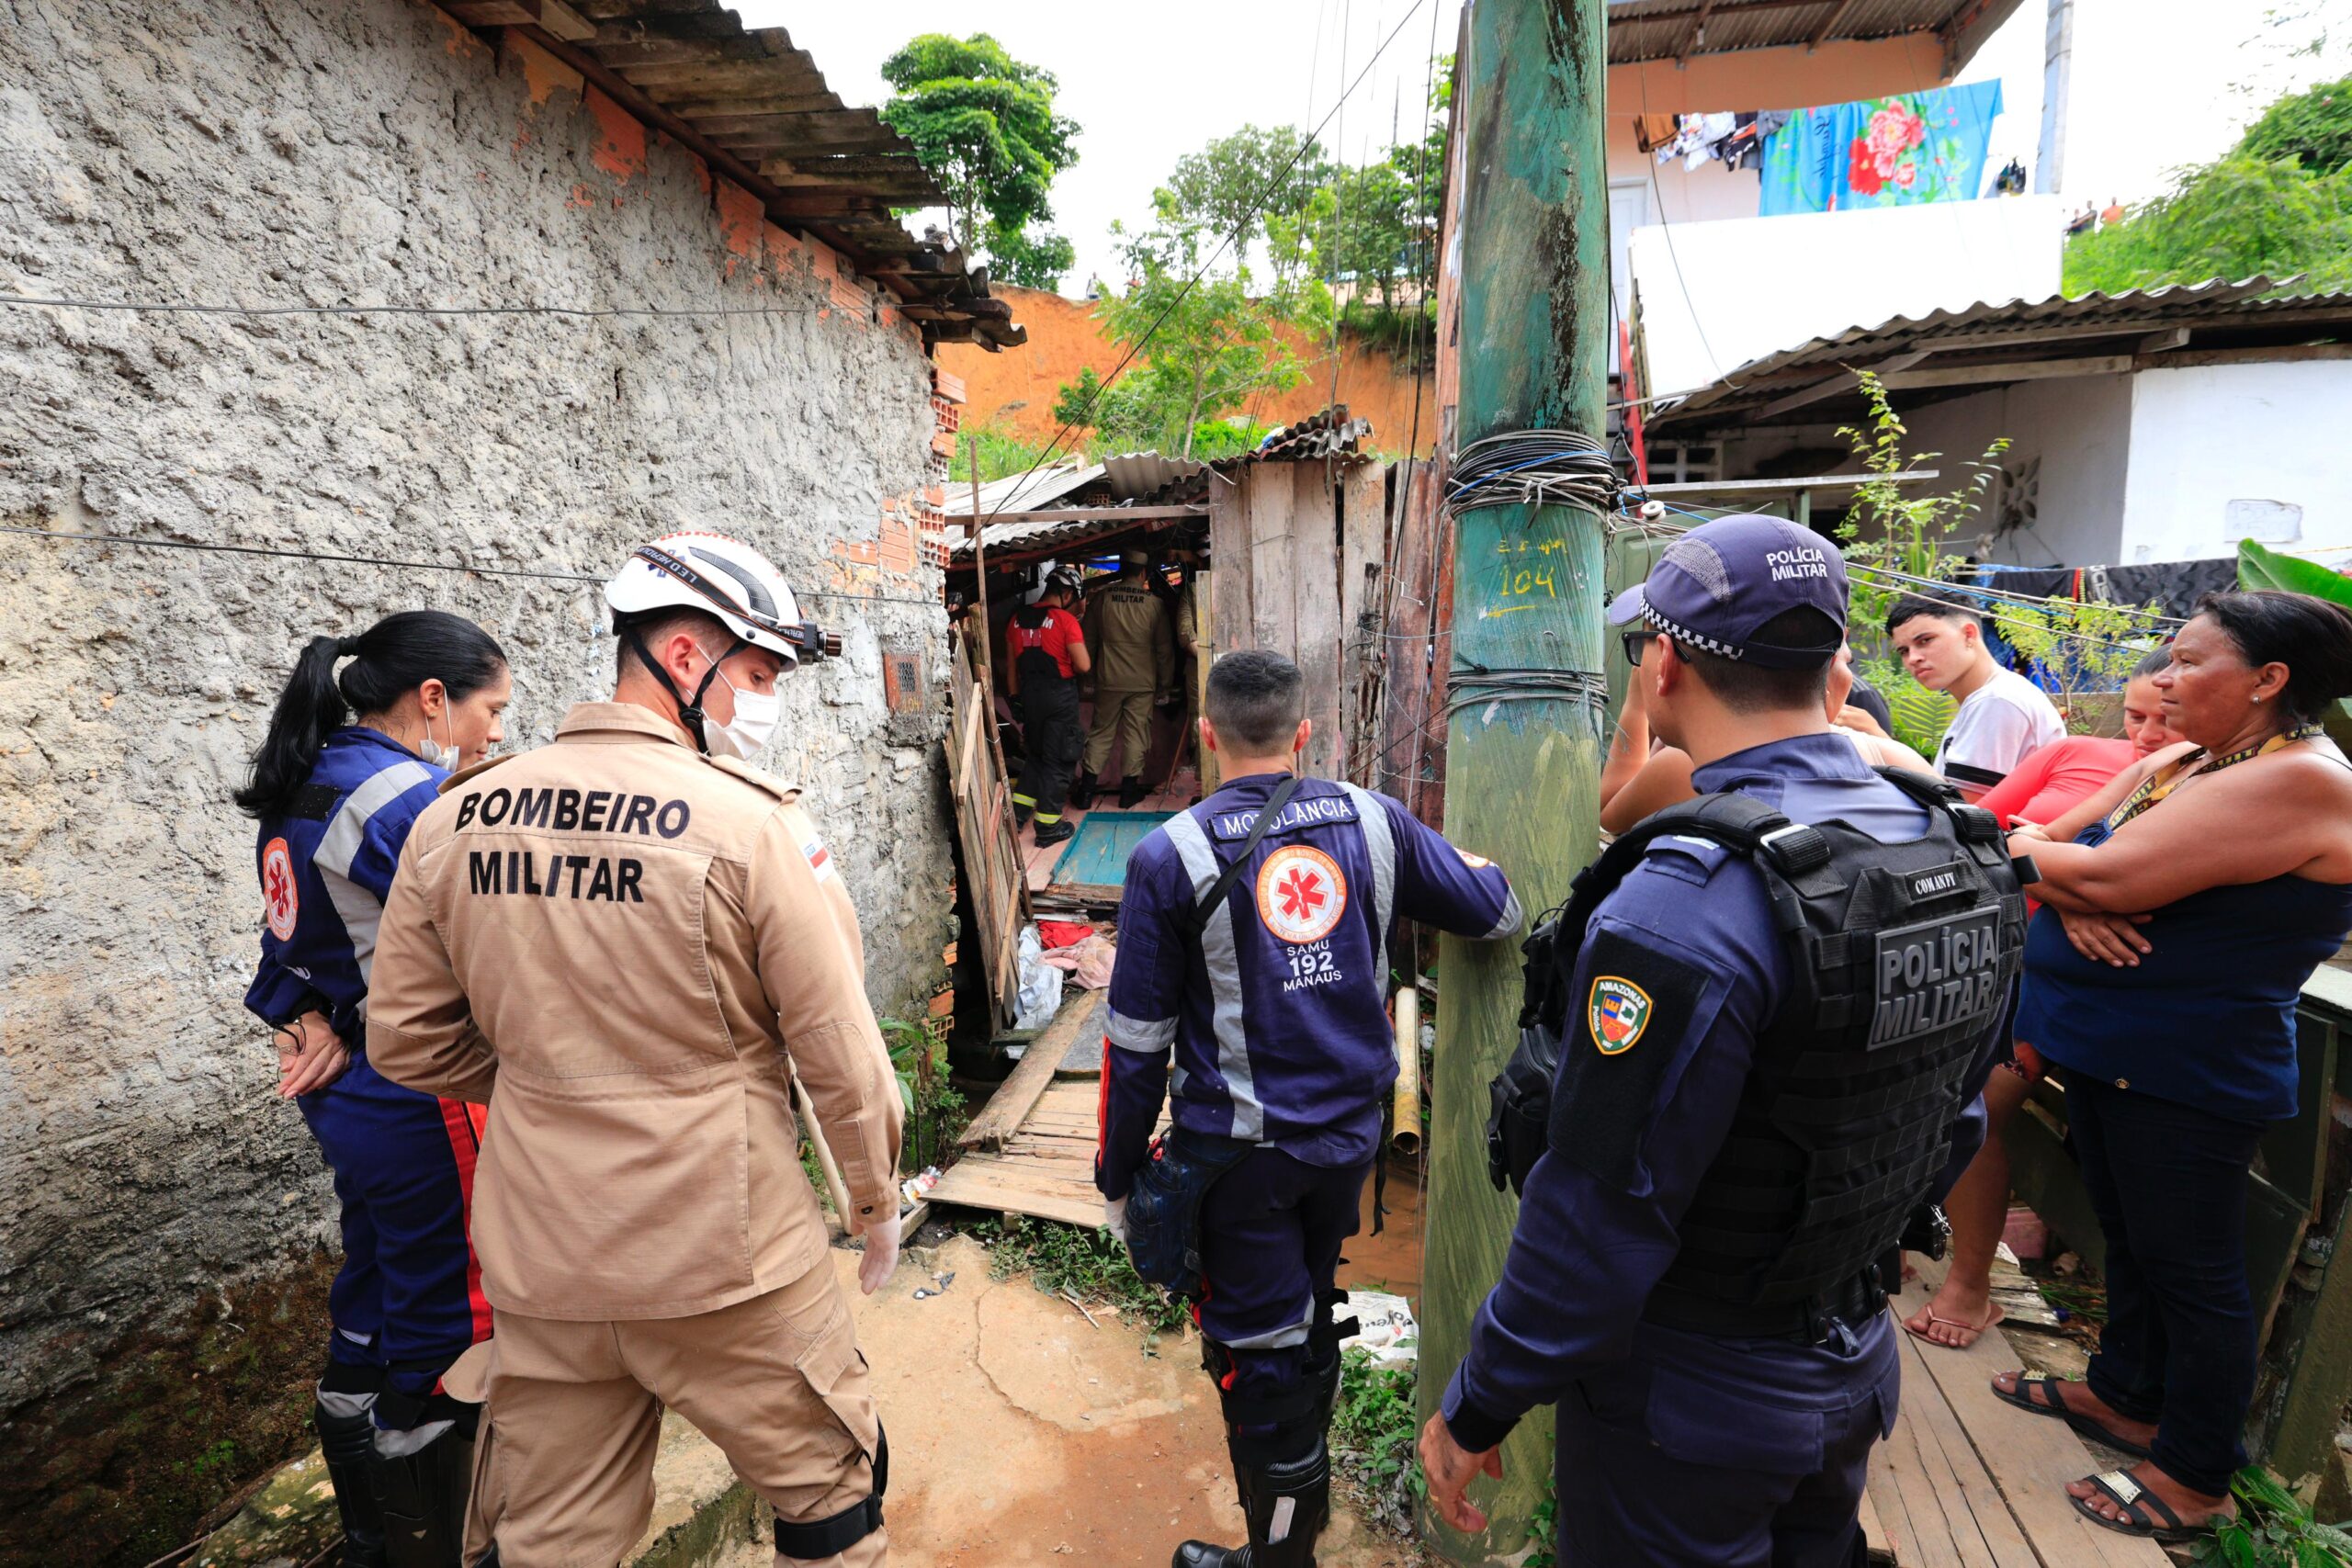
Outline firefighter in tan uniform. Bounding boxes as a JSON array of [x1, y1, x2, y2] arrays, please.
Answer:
[[1078, 549, 1175, 810], [368, 534, 902, 1568]]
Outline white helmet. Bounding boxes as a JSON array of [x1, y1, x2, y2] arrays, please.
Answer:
[[605, 531, 819, 667]]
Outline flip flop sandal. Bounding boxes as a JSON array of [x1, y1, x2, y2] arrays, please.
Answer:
[[2070, 1470, 2218, 1542], [1988, 1374, 2155, 1459], [1903, 1302, 2004, 1349]]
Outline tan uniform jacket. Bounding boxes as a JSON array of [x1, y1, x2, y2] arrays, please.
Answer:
[[368, 702, 903, 1322], [1084, 580, 1174, 694]]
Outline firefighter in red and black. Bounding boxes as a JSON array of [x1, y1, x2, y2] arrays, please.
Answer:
[[1007, 570, 1091, 847]]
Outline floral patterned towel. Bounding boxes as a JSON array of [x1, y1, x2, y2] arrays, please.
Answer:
[[1759, 80, 2005, 216]]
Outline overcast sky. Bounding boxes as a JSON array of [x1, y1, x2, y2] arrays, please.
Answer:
[[754, 0, 2347, 297]]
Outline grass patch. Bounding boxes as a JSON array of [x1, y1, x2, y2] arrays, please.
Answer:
[[978, 1216, 1191, 1337], [1330, 1349, 1424, 1539]]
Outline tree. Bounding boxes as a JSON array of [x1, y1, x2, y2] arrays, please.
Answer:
[[1053, 197, 1331, 458], [1163, 124, 1330, 260], [2064, 74, 2352, 295], [880, 34, 1080, 288]]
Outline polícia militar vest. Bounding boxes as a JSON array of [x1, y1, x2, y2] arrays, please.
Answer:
[[1008, 605, 1069, 686], [1488, 766, 2026, 1328]]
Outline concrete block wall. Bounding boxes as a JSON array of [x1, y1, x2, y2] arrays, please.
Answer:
[[0, 2, 955, 1546]]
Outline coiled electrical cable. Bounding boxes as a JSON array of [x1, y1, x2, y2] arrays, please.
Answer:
[[1445, 430, 1623, 514]]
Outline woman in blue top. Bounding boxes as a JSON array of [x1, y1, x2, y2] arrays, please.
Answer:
[[1989, 592, 2352, 1543], [237, 611, 510, 1568]]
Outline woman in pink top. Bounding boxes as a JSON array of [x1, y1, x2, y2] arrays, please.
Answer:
[[1905, 648, 2178, 1348]]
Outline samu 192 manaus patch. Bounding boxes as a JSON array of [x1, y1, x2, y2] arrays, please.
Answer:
[[1588, 976, 1653, 1055]]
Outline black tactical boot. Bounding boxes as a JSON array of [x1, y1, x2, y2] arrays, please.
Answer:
[[1119, 774, 1148, 808], [315, 1394, 390, 1568], [1170, 1441, 1331, 1568], [1069, 773, 1097, 810], [1035, 818, 1075, 848], [375, 1414, 476, 1568]]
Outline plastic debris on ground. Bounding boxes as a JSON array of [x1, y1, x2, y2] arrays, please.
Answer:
[[1338, 1290, 1418, 1370], [901, 1167, 941, 1207], [1012, 923, 1064, 1030]]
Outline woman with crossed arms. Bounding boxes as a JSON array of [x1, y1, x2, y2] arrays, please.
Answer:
[[1989, 591, 2352, 1543]]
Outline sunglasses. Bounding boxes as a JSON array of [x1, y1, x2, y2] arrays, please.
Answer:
[[1622, 629, 1676, 667]]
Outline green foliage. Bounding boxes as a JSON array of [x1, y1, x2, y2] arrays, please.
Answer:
[[980, 1215, 1191, 1336], [1527, 1475, 1559, 1568], [1331, 1349, 1423, 1536], [881, 1017, 965, 1172], [1836, 373, 2165, 740], [2187, 1466, 2352, 1567], [2064, 156, 2352, 296], [954, 419, 1054, 482], [2239, 73, 2352, 172], [2238, 538, 2352, 744], [1163, 124, 1331, 270], [1055, 195, 1328, 457], [2064, 75, 2352, 296], [880, 34, 1080, 288]]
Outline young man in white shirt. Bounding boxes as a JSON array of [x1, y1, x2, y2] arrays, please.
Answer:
[[1886, 595, 2065, 801]]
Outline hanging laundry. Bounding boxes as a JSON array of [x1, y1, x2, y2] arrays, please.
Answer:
[[1990, 156, 2028, 196], [1688, 110, 1739, 170], [1724, 112, 1764, 174], [1634, 113, 1679, 154], [1758, 80, 2005, 217]]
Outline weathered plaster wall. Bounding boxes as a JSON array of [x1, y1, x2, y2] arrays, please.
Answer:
[[0, 2, 952, 1546]]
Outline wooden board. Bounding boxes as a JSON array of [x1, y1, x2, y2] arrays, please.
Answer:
[[943, 630, 1029, 1032], [929, 1077, 1167, 1230], [957, 991, 1103, 1152], [1878, 1260, 2171, 1568]]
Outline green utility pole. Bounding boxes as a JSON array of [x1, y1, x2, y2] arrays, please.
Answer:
[[1418, 1, 1611, 1562]]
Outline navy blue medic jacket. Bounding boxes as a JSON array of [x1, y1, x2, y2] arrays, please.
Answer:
[[1095, 773, 1522, 1200]]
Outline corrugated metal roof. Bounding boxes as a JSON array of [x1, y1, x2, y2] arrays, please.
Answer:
[[437, 1, 1023, 348], [1650, 278, 2352, 430], [944, 449, 1211, 563], [1101, 451, 1208, 498], [1606, 0, 2022, 67], [1217, 406, 1375, 466], [942, 464, 1103, 520]]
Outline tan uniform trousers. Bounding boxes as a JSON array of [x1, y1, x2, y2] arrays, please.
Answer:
[[465, 1259, 885, 1568], [1083, 689, 1156, 779]]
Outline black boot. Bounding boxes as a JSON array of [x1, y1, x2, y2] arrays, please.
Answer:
[[1171, 1440, 1331, 1568], [315, 1393, 390, 1568], [374, 1411, 477, 1568], [1069, 773, 1097, 811], [1119, 774, 1148, 808], [1034, 817, 1074, 848]]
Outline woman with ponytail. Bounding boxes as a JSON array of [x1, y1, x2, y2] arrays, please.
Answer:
[[237, 609, 509, 1567]]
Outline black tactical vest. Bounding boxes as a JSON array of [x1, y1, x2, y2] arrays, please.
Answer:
[[1488, 767, 2026, 1337]]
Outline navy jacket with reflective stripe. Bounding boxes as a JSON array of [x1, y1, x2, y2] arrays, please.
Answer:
[[1097, 773, 1521, 1199], [243, 728, 445, 1044]]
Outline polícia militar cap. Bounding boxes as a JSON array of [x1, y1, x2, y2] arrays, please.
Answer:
[[1606, 513, 1848, 670]]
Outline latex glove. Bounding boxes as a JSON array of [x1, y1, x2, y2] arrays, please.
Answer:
[[1103, 1197, 1128, 1245], [855, 1212, 900, 1296], [276, 1010, 352, 1099]]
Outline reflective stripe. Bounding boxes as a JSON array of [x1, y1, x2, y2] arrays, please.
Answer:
[[315, 1387, 377, 1420], [1163, 810, 1262, 1141], [1219, 1298, 1317, 1349], [1339, 785, 1397, 987], [1106, 1010, 1178, 1053], [1481, 888, 1525, 942], [312, 760, 434, 989]]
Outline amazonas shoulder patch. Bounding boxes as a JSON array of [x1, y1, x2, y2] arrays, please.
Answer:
[[1589, 977, 1652, 1054]]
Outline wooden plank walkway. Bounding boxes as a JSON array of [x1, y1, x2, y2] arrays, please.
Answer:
[[927, 1077, 1160, 1228], [1873, 1262, 2169, 1568]]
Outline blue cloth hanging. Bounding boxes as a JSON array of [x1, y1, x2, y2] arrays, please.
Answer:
[[1759, 81, 2004, 217]]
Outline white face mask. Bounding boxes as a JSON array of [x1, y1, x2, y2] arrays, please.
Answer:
[[420, 695, 461, 771], [702, 663, 782, 760]]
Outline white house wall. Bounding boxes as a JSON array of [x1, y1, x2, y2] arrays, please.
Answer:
[[2120, 360, 2352, 563], [1897, 374, 2135, 569]]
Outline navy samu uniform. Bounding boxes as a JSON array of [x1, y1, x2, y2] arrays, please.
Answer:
[[244, 728, 491, 1560], [1101, 773, 1521, 1565], [1445, 737, 2015, 1568]]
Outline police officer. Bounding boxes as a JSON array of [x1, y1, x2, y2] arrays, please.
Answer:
[[1100, 649, 1523, 1568], [1419, 515, 2024, 1566], [237, 610, 512, 1568], [1007, 568, 1091, 848], [368, 533, 903, 1568], [1079, 548, 1175, 809]]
